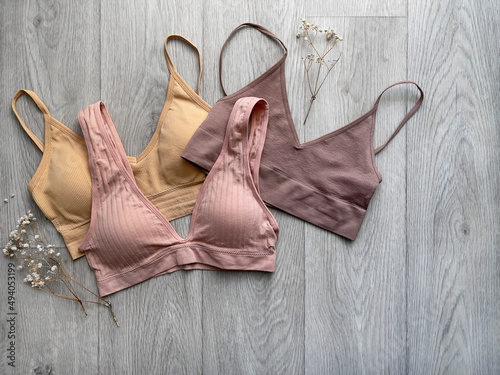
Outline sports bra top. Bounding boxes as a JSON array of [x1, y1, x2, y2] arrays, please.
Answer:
[[12, 35, 211, 259], [77, 97, 279, 296], [182, 23, 424, 240]]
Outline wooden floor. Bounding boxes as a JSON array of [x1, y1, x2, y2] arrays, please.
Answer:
[[1, 1, 498, 374]]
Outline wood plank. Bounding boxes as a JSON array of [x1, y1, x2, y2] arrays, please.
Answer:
[[309, 0, 406, 17], [304, 16, 410, 374], [200, 2, 307, 373], [0, 0, 101, 374], [407, 0, 500, 373], [98, 1, 205, 374]]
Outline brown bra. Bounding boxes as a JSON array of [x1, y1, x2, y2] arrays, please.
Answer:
[[182, 23, 424, 240]]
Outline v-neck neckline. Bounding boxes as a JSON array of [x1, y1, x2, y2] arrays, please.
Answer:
[[219, 52, 377, 150], [45, 69, 209, 164], [94, 102, 196, 242]]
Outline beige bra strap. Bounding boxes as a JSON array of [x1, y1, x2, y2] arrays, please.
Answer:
[[11, 89, 50, 152], [164, 35, 203, 94], [373, 81, 424, 155]]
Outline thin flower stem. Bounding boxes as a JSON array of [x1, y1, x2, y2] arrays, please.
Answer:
[[303, 60, 314, 95], [52, 268, 80, 299], [314, 41, 329, 93], [40, 258, 84, 312], [303, 97, 315, 125], [66, 275, 110, 304], [313, 59, 323, 95], [109, 307, 120, 327], [55, 273, 86, 313], [37, 288, 106, 306], [315, 54, 342, 94], [306, 39, 322, 58], [57, 257, 82, 300], [323, 39, 340, 59]]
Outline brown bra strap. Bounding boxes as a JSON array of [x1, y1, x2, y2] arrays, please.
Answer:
[[373, 81, 424, 155], [11, 89, 50, 152], [219, 23, 288, 96], [164, 35, 203, 94]]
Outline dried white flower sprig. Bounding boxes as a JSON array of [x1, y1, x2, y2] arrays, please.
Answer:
[[3, 211, 119, 326], [297, 18, 343, 125]]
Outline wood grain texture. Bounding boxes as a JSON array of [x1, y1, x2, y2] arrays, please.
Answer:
[[201, 2, 307, 373], [98, 1, 205, 374], [308, 0, 406, 17], [0, 1, 101, 374], [0, 0, 499, 374], [407, 0, 500, 374], [304, 16, 410, 374]]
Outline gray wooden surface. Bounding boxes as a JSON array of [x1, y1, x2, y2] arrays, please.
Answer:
[[0, 0, 498, 374]]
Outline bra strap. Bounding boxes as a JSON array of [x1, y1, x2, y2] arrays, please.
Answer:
[[11, 89, 50, 152], [373, 81, 424, 155], [164, 35, 203, 94], [219, 23, 288, 96]]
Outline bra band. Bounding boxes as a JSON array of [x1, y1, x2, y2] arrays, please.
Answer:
[[12, 89, 50, 152], [164, 35, 203, 95], [219, 23, 288, 96], [373, 81, 424, 154]]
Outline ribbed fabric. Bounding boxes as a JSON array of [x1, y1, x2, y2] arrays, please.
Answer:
[[11, 35, 211, 259], [78, 97, 278, 297], [182, 23, 424, 240]]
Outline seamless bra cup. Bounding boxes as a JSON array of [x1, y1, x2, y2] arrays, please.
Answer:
[[182, 23, 424, 241], [78, 97, 279, 296], [12, 35, 211, 260]]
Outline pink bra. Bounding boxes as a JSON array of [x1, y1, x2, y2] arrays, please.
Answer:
[[78, 97, 279, 296]]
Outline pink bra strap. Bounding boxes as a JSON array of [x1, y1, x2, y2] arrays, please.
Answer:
[[164, 35, 203, 94], [11, 89, 50, 152], [222, 97, 269, 192], [219, 23, 288, 96], [373, 81, 424, 155]]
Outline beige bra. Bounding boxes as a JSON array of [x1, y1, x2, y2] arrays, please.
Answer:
[[12, 35, 211, 259]]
